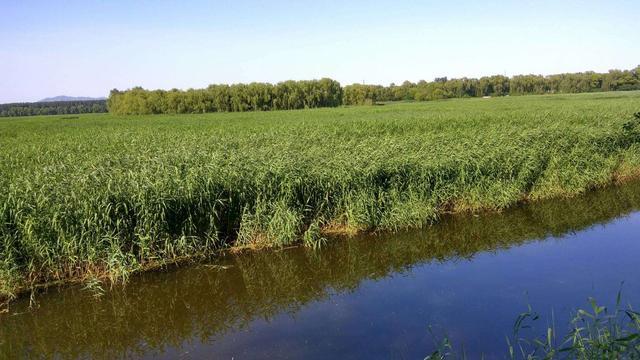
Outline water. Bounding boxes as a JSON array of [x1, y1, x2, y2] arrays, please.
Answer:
[[2, 181, 640, 359]]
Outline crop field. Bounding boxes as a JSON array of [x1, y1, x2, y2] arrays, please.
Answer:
[[1, 91, 640, 300]]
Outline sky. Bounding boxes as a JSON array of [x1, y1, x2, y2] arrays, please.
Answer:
[[1, 0, 639, 103]]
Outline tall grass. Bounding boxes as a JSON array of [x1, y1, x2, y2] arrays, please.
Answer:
[[426, 292, 640, 359], [1, 91, 640, 299], [2, 178, 640, 358]]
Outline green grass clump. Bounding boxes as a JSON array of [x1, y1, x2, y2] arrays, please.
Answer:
[[1, 91, 640, 298], [427, 292, 640, 359]]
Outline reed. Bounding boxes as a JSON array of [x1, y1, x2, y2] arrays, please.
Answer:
[[426, 291, 640, 359], [1, 91, 640, 299]]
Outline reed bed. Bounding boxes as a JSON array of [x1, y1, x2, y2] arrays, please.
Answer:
[[1, 91, 639, 299]]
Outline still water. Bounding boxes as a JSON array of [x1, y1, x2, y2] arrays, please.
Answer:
[[2, 181, 640, 359]]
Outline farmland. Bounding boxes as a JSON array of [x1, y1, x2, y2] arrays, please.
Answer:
[[1, 91, 640, 300]]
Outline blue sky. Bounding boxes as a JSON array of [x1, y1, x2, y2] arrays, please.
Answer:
[[1, 0, 638, 103]]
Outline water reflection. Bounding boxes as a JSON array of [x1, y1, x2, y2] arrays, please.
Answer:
[[2, 181, 640, 359]]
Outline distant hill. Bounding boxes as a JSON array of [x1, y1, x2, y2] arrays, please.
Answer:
[[39, 96, 106, 102]]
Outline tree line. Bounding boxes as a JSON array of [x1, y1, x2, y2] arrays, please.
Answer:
[[0, 100, 107, 117], [343, 66, 640, 104], [109, 66, 639, 113], [3, 67, 638, 117], [107, 79, 343, 115]]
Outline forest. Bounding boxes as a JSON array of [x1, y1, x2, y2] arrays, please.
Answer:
[[108, 66, 640, 114], [343, 66, 640, 104], [2, 67, 638, 117], [0, 100, 107, 117], [107, 79, 343, 115]]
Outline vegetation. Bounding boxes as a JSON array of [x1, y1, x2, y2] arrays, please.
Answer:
[[427, 293, 640, 359], [104, 67, 640, 114], [107, 78, 343, 115], [1, 91, 640, 300], [343, 66, 640, 105], [0, 100, 107, 117], [3, 67, 637, 117], [3, 178, 640, 358]]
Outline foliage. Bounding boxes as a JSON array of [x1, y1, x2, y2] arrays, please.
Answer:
[[3, 177, 640, 358], [343, 66, 640, 105], [4, 67, 638, 117], [107, 78, 343, 115], [0, 100, 107, 117], [1, 91, 640, 299], [427, 292, 640, 359], [510, 296, 640, 359]]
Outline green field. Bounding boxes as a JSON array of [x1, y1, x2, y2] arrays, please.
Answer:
[[1, 91, 640, 299]]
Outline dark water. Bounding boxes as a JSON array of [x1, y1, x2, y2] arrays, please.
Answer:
[[2, 182, 640, 359]]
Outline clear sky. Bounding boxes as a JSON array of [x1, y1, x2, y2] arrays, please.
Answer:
[[1, 0, 638, 103]]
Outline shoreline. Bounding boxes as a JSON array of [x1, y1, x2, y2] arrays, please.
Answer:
[[3, 168, 640, 308]]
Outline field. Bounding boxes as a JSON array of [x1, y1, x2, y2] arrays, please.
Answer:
[[1, 91, 640, 300]]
